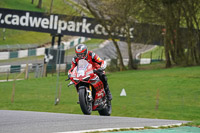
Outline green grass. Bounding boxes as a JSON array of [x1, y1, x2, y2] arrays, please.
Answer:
[[0, 29, 52, 45], [138, 61, 166, 70], [110, 66, 200, 120], [0, 0, 81, 46], [0, 0, 44, 12], [0, 0, 79, 15], [0, 66, 200, 125], [141, 46, 165, 60]]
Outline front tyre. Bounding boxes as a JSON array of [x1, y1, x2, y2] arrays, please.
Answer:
[[79, 88, 92, 115]]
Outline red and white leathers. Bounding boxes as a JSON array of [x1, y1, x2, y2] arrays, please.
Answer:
[[68, 50, 112, 101], [68, 51, 107, 75]]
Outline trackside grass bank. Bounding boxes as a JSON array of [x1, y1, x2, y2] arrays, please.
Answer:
[[0, 0, 79, 45], [0, 66, 200, 125]]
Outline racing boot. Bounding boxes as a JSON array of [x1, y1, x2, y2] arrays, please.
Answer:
[[105, 85, 112, 101], [99, 73, 112, 101]]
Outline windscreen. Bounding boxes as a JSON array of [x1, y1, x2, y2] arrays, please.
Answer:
[[77, 59, 89, 77]]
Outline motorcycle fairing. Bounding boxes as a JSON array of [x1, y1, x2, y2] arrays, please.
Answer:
[[69, 59, 107, 111]]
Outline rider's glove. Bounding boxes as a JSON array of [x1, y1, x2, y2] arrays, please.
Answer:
[[97, 68, 104, 72]]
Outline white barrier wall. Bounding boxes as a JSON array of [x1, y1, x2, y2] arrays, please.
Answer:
[[18, 50, 28, 58], [140, 58, 151, 64], [0, 63, 68, 73], [0, 65, 11, 72], [36, 47, 45, 56], [0, 37, 88, 60], [0, 52, 9, 60], [56, 64, 66, 71], [105, 58, 151, 65]]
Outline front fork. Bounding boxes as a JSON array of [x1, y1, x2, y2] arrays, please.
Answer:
[[87, 85, 93, 101], [77, 85, 93, 104]]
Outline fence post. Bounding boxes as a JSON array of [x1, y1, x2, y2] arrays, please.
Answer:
[[55, 35, 63, 105], [40, 64, 43, 77], [43, 63, 47, 77], [11, 69, 26, 103], [7, 69, 9, 81], [35, 64, 40, 78], [51, 65, 54, 76], [11, 80, 16, 103], [25, 64, 29, 79]]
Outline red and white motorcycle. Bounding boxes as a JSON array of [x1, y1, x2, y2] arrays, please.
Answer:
[[67, 59, 111, 116]]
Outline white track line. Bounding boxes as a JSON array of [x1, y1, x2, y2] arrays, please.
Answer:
[[0, 79, 23, 82], [55, 123, 183, 133]]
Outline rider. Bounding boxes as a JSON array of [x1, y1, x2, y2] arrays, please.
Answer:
[[68, 44, 112, 101]]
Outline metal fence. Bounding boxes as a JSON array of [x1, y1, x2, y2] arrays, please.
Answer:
[[0, 45, 71, 82]]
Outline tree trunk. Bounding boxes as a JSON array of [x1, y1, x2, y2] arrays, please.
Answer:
[[37, 0, 42, 8], [164, 39, 172, 68], [127, 41, 134, 69], [126, 26, 137, 70], [112, 39, 126, 71], [31, 0, 34, 4], [50, 0, 54, 13], [164, 22, 172, 68]]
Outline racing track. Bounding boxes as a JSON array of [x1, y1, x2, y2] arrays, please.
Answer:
[[0, 110, 189, 133]]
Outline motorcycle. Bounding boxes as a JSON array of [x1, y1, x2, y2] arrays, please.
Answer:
[[67, 59, 111, 116]]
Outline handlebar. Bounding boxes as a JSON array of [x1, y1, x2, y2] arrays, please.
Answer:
[[65, 78, 74, 87], [65, 78, 70, 81], [94, 68, 104, 73], [93, 69, 97, 73], [68, 81, 74, 87]]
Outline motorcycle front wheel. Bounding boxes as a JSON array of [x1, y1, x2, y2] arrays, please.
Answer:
[[79, 88, 92, 115]]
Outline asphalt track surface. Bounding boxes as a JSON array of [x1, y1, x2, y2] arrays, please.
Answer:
[[0, 110, 189, 133]]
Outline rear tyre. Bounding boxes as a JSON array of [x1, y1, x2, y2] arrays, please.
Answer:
[[79, 88, 92, 115], [98, 100, 112, 116]]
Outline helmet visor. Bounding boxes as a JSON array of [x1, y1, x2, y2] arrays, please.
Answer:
[[77, 53, 85, 59]]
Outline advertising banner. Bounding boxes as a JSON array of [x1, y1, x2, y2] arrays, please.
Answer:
[[0, 8, 134, 40]]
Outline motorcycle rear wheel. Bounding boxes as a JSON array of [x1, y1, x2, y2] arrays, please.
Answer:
[[98, 100, 112, 116], [79, 88, 92, 115]]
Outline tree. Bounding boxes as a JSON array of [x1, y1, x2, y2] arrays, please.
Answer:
[[143, 0, 200, 67], [180, 0, 200, 65], [142, 0, 175, 68], [37, 0, 42, 9], [80, 0, 200, 68], [31, 0, 34, 4], [111, 0, 142, 69], [50, 0, 54, 13], [100, 0, 137, 69], [81, 0, 143, 70], [81, 0, 126, 71]]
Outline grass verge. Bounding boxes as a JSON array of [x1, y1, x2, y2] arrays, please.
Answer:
[[141, 46, 165, 60], [0, 0, 81, 46]]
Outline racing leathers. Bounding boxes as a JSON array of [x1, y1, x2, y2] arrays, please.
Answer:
[[68, 51, 112, 101]]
